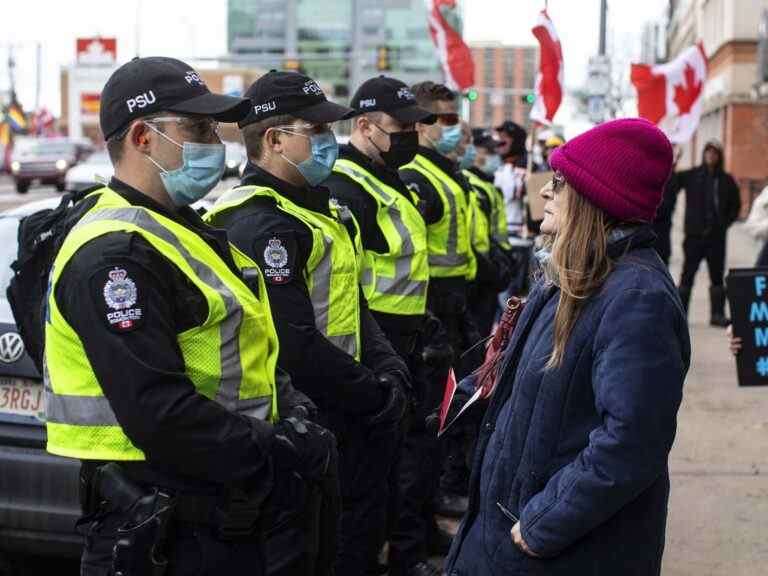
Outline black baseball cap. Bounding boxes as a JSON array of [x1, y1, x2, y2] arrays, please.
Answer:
[[239, 70, 354, 128], [349, 76, 436, 124], [472, 127, 500, 150], [99, 57, 251, 141]]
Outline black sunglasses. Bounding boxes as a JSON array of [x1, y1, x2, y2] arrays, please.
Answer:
[[435, 113, 460, 126]]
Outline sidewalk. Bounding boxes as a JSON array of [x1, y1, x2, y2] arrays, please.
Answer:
[[662, 210, 768, 575]]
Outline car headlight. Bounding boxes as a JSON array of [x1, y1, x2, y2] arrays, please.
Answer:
[[55, 159, 69, 171], [10, 161, 20, 173]]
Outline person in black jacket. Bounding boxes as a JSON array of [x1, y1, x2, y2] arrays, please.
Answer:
[[325, 75, 444, 576], [206, 71, 410, 576], [51, 57, 335, 576], [675, 140, 741, 326]]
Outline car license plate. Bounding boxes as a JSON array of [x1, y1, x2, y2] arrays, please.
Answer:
[[0, 378, 44, 420]]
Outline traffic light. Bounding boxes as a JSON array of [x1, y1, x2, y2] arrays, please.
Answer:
[[376, 46, 390, 72], [465, 89, 479, 102], [521, 93, 536, 104]]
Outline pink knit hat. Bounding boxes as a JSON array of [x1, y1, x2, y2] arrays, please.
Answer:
[[549, 118, 673, 222]]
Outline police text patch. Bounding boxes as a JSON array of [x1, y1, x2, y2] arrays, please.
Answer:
[[255, 233, 297, 285], [91, 264, 146, 333]]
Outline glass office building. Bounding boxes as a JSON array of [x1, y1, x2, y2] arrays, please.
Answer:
[[228, 0, 442, 97]]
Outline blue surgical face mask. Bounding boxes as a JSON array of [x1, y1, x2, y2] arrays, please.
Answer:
[[458, 144, 477, 169], [278, 128, 339, 187], [145, 125, 225, 206], [430, 123, 462, 155], [482, 153, 502, 175]]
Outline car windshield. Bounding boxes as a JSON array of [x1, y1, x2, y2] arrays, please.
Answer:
[[24, 142, 76, 157]]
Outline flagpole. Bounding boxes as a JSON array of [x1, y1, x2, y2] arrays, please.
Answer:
[[524, 123, 538, 239]]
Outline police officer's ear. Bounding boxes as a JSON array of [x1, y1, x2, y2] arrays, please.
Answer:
[[415, 120, 433, 137], [356, 115, 374, 139], [264, 126, 285, 156], [127, 120, 154, 154]]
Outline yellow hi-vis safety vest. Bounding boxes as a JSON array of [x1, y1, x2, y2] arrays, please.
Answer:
[[333, 158, 429, 317], [401, 154, 473, 279], [45, 187, 279, 461], [463, 170, 493, 256], [206, 185, 362, 360], [465, 169, 510, 250]]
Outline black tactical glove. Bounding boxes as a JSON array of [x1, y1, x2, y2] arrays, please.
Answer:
[[366, 372, 410, 430], [271, 416, 337, 483]]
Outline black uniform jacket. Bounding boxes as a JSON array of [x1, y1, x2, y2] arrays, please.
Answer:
[[326, 144, 425, 349], [55, 178, 300, 493], [213, 163, 407, 420]]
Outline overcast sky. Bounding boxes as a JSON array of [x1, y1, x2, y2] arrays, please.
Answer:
[[3, 0, 668, 127]]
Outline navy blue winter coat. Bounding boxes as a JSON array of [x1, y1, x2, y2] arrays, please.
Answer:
[[445, 226, 690, 576]]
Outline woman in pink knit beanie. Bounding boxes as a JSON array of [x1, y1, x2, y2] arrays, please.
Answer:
[[445, 118, 691, 576]]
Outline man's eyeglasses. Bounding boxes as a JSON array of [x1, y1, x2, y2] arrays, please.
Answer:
[[272, 123, 331, 137], [146, 116, 220, 140], [435, 113, 460, 126], [552, 170, 566, 192]]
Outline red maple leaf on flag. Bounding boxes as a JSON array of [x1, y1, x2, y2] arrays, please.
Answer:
[[673, 63, 702, 116]]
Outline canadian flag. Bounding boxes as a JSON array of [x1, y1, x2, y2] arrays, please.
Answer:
[[530, 10, 564, 125], [424, 0, 475, 91], [631, 42, 708, 144]]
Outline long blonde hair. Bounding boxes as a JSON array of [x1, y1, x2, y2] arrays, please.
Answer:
[[542, 185, 616, 368]]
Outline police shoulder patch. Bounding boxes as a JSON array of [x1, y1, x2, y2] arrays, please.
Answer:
[[91, 264, 146, 333], [256, 232, 297, 285]]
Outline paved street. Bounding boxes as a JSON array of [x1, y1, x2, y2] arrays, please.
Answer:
[[662, 202, 768, 576], [0, 175, 59, 211]]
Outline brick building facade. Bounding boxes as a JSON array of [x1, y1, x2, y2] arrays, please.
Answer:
[[468, 43, 538, 130], [667, 0, 768, 211]]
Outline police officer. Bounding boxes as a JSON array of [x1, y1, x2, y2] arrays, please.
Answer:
[[470, 128, 510, 251], [204, 70, 410, 576], [399, 82, 479, 378], [323, 76, 441, 576], [45, 57, 336, 576], [462, 128, 514, 336], [398, 81, 485, 537]]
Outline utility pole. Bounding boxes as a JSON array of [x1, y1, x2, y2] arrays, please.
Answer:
[[350, 0, 363, 100], [35, 43, 41, 111], [135, 0, 141, 57], [7, 46, 16, 102], [587, 0, 610, 123], [599, 0, 607, 55]]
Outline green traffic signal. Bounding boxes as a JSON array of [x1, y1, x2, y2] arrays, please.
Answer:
[[526, 93, 536, 104], [465, 89, 479, 102]]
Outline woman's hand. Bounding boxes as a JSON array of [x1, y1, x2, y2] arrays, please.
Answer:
[[511, 522, 540, 557], [727, 324, 742, 356]]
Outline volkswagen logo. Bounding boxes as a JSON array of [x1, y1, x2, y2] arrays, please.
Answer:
[[0, 332, 25, 364]]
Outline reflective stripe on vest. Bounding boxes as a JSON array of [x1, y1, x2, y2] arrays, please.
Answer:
[[206, 185, 361, 360], [333, 159, 428, 316], [45, 187, 279, 461], [402, 154, 471, 278]]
